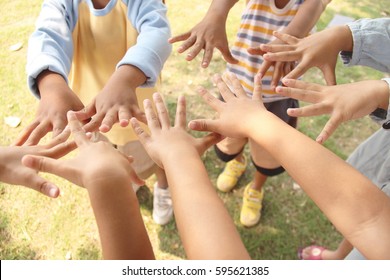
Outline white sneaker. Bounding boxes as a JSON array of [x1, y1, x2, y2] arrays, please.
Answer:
[[153, 183, 173, 225]]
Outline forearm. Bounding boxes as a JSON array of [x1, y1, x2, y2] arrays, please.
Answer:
[[282, 0, 329, 38], [87, 176, 154, 260], [247, 111, 390, 259], [36, 70, 70, 99], [163, 148, 250, 259], [109, 65, 147, 91]]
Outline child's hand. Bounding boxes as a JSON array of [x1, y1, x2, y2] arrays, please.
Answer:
[[248, 38, 296, 91], [259, 29, 347, 85], [131, 93, 222, 169], [14, 73, 84, 146], [74, 66, 146, 133], [168, 15, 238, 68], [22, 111, 144, 189], [189, 73, 267, 138], [0, 128, 76, 198], [276, 79, 390, 143]]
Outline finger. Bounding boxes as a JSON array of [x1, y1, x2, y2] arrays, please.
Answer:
[[271, 62, 283, 90], [322, 64, 337, 86], [263, 50, 300, 62], [44, 126, 71, 148], [219, 46, 239, 64], [225, 73, 247, 98], [272, 31, 299, 45], [22, 155, 65, 196], [51, 117, 68, 138], [99, 112, 117, 133], [74, 102, 96, 121], [168, 32, 191, 45], [253, 74, 263, 101], [316, 115, 342, 144], [23, 172, 60, 198], [282, 78, 324, 92], [24, 123, 52, 146], [186, 39, 205, 61], [12, 122, 40, 146], [256, 61, 270, 81], [283, 59, 310, 79], [276, 85, 320, 103], [286, 102, 330, 117], [67, 111, 90, 146], [178, 36, 196, 54], [130, 117, 151, 146], [118, 107, 131, 127], [82, 114, 104, 133], [188, 119, 220, 133], [197, 132, 224, 155], [259, 43, 295, 53], [143, 99, 161, 131], [213, 74, 235, 101], [201, 47, 214, 68], [44, 139, 77, 159], [247, 47, 266, 56], [153, 92, 170, 129], [175, 95, 187, 128], [197, 87, 224, 112], [131, 106, 147, 124]]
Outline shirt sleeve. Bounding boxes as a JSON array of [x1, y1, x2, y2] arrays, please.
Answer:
[[118, 0, 172, 88], [340, 18, 390, 73], [26, 0, 78, 98]]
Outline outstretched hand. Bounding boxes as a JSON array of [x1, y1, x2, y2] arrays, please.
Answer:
[[22, 111, 144, 188], [0, 128, 76, 198], [168, 16, 238, 68], [276, 79, 389, 143], [131, 93, 222, 169], [189, 73, 266, 138], [259, 30, 342, 85]]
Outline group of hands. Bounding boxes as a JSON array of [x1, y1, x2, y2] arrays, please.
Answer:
[[2, 25, 384, 199]]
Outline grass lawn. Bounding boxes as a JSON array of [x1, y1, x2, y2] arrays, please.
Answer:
[[0, 0, 387, 259]]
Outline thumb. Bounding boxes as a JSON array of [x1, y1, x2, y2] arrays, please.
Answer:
[[22, 155, 67, 179], [220, 47, 239, 64], [188, 119, 220, 133]]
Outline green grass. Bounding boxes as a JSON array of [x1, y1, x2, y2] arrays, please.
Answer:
[[0, 0, 386, 260]]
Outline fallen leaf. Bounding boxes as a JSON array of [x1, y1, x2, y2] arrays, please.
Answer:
[[9, 42, 23, 51], [4, 116, 21, 128]]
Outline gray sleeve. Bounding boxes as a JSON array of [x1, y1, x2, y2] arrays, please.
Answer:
[[340, 18, 390, 73]]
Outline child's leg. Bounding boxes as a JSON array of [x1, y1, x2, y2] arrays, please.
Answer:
[[153, 167, 173, 225], [240, 98, 298, 227], [241, 142, 283, 227], [118, 140, 173, 225], [215, 137, 248, 192]]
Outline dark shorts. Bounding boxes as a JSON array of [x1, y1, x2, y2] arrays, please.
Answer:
[[264, 98, 299, 128]]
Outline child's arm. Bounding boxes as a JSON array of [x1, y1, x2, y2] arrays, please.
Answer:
[[14, 70, 85, 146], [130, 93, 250, 260], [0, 128, 75, 198], [260, 18, 390, 82], [189, 74, 390, 259], [259, 26, 353, 84], [74, 0, 172, 133], [251, 0, 332, 89], [19, 1, 83, 145], [275, 78, 390, 143], [168, 0, 239, 67], [22, 111, 154, 260]]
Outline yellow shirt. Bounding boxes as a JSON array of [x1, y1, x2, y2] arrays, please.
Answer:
[[69, 0, 158, 145]]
